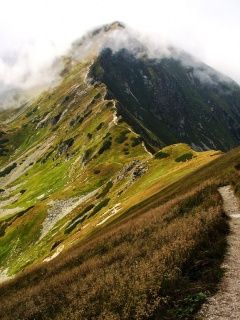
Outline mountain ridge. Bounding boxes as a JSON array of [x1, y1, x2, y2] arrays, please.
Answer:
[[1, 21, 240, 320], [0, 19, 239, 284], [0, 52, 220, 277]]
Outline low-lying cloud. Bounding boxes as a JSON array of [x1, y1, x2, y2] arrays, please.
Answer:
[[71, 24, 236, 89], [1, 0, 240, 108]]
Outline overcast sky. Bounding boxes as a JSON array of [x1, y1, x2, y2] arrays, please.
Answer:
[[0, 0, 240, 90]]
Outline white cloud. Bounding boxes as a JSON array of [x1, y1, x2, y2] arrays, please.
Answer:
[[0, 0, 239, 106]]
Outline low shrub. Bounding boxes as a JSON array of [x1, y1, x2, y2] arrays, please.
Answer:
[[98, 139, 112, 155], [131, 137, 142, 147], [65, 204, 95, 234], [155, 151, 169, 159], [87, 133, 93, 139], [115, 130, 129, 144], [0, 162, 17, 177], [96, 122, 104, 131], [90, 198, 110, 217], [97, 181, 113, 199], [82, 148, 93, 164], [175, 152, 193, 162]]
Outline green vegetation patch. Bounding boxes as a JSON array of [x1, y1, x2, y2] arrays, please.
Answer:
[[90, 198, 110, 217], [82, 148, 93, 164], [0, 162, 17, 177], [115, 130, 129, 144], [65, 204, 95, 234], [130, 136, 142, 147], [175, 152, 193, 162], [0, 136, 9, 156], [96, 122, 104, 131], [97, 181, 113, 199], [98, 139, 112, 155], [155, 151, 170, 159], [26, 106, 38, 118], [57, 138, 74, 156], [0, 183, 227, 319]]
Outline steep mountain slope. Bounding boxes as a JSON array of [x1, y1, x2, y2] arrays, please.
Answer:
[[90, 47, 240, 151], [0, 21, 239, 284], [0, 57, 220, 278], [3, 143, 240, 320]]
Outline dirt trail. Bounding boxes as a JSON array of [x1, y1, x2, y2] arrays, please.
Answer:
[[198, 185, 240, 320]]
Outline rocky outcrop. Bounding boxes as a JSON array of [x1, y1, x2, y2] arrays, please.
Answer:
[[114, 160, 148, 196]]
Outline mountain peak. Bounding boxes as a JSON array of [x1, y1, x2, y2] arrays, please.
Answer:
[[103, 21, 125, 32]]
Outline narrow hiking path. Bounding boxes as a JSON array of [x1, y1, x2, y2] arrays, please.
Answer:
[[198, 185, 240, 320]]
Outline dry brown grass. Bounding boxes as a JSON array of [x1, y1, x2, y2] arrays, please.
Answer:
[[0, 181, 228, 320]]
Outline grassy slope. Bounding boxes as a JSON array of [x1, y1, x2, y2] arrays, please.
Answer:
[[0, 58, 220, 277], [1, 146, 239, 319], [0, 23, 239, 318], [0, 55, 239, 319]]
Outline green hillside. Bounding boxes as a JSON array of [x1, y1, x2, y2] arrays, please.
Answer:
[[0, 56, 221, 277], [1, 21, 240, 320], [2, 142, 240, 319]]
